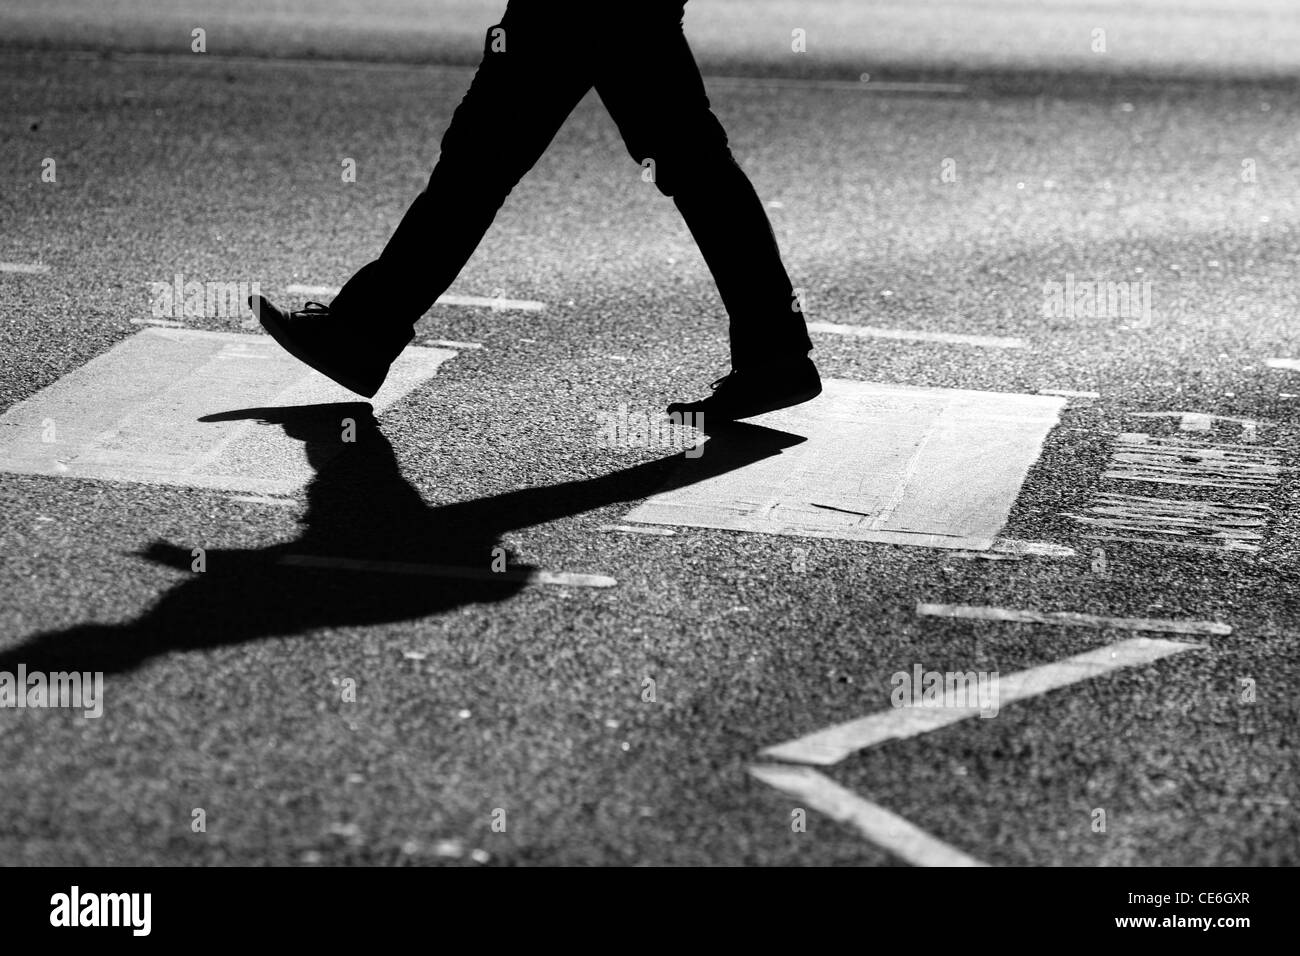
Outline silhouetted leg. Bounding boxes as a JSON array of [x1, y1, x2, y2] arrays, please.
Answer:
[[331, 5, 593, 339], [593, 10, 813, 371]]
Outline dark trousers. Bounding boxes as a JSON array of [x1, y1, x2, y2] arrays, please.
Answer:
[[332, 1, 813, 370]]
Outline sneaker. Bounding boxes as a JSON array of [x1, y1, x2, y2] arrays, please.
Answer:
[[666, 356, 822, 421], [250, 295, 411, 398]]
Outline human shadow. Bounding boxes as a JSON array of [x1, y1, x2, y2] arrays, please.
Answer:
[[0, 402, 803, 676]]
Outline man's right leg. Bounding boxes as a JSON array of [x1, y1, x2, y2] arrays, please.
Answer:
[[334, 8, 591, 329], [259, 5, 592, 396]]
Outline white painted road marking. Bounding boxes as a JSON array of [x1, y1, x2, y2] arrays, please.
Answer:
[[748, 765, 988, 866], [1070, 492, 1268, 553], [0, 262, 51, 274], [283, 284, 340, 297], [708, 76, 968, 96], [1038, 389, 1099, 399], [916, 602, 1231, 636], [279, 554, 616, 588], [624, 380, 1065, 551], [990, 538, 1075, 558], [807, 321, 1026, 349], [1266, 358, 1300, 371], [1105, 432, 1281, 492], [0, 327, 455, 495], [284, 284, 545, 312], [597, 524, 677, 536], [761, 637, 1203, 766], [424, 339, 484, 350]]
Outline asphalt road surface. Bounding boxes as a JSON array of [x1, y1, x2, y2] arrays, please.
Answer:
[[1, 3, 1298, 866]]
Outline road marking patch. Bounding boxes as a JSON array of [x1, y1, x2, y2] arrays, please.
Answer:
[[623, 380, 1065, 551], [0, 262, 51, 274], [0, 327, 455, 495]]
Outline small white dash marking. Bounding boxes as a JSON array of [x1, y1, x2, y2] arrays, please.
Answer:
[[0, 262, 51, 274], [598, 524, 677, 536], [991, 538, 1075, 558], [761, 637, 1202, 765], [708, 76, 967, 95], [749, 764, 987, 866], [807, 321, 1025, 349], [438, 294, 544, 311], [285, 284, 544, 312], [278, 554, 615, 587], [284, 284, 341, 297], [1038, 389, 1100, 399], [130, 318, 187, 327], [424, 339, 483, 350], [916, 602, 1231, 635], [1266, 358, 1300, 371], [1178, 412, 1213, 432]]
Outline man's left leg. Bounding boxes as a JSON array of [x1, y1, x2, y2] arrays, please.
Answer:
[[594, 8, 818, 418]]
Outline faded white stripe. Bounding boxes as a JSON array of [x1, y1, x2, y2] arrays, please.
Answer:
[[0, 262, 51, 274]]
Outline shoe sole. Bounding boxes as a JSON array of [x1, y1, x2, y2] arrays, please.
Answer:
[[669, 380, 823, 421], [257, 305, 383, 399]]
